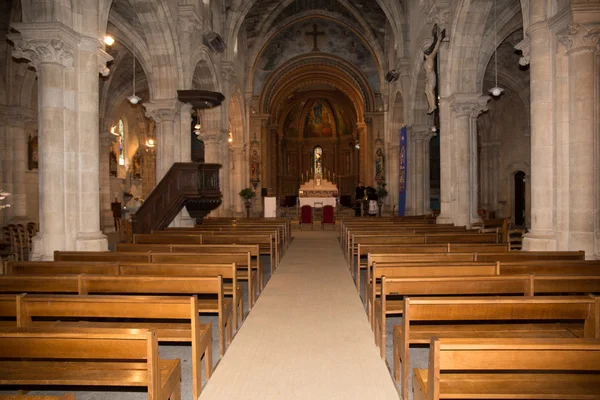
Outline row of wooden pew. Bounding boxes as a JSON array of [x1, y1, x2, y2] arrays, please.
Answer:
[[341, 217, 600, 400], [0, 218, 291, 400]]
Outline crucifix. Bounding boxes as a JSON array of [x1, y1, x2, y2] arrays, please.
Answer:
[[305, 24, 325, 51]]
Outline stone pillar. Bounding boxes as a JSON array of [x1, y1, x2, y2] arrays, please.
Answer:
[[144, 100, 181, 183], [409, 125, 429, 215], [559, 23, 600, 257], [220, 128, 232, 216], [99, 132, 116, 231], [9, 111, 34, 221], [10, 28, 75, 259], [0, 112, 14, 223], [75, 36, 109, 251], [448, 94, 489, 227], [199, 107, 224, 217], [415, 130, 436, 215], [357, 122, 367, 184], [522, 5, 556, 250], [179, 103, 194, 227], [231, 144, 246, 215]]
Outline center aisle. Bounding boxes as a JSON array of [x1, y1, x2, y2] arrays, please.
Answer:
[[199, 230, 400, 400]]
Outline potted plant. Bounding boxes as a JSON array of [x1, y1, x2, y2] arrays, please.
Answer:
[[239, 188, 256, 218], [375, 181, 388, 217]]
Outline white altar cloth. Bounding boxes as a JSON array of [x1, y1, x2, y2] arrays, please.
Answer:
[[299, 197, 336, 208]]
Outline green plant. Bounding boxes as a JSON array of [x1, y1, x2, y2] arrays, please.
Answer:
[[239, 188, 256, 200], [376, 181, 388, 201]]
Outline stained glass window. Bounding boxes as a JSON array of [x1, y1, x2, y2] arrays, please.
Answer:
[[118, 119, 125, 165], [314, 146, 323, 176]]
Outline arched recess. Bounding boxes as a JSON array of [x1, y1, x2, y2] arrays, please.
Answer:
[[260, 54, 374, 120], [504, 161, 531, 228], [190, 52, 220, 92]]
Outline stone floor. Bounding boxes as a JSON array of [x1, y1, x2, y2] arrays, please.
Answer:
[[1, 228, 428, 400]]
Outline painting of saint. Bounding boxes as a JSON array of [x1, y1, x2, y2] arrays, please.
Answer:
[[305, 101, 333, 137]]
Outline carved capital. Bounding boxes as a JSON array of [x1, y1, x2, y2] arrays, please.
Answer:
[[10, 37, 74, 70], [449, 94, 490, 118], [221, 62, 237, 81], [558, 23, 600, 54], [100, 132, 116, 148], [180, 14, 200, 33], [143, 100, 182, 123], [98, 48, 114, 77], [425, 6, 451, 30], [514, 36, 531, 66], [198, 131, 220, 145]]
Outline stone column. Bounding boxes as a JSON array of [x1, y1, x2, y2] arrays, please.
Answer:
[[357, 122, 367, 184], [0, 113, 14, 223], [199, 107, 224, 217], [409, 125, 429, 215], [415, 130, 436, 215], [522, 4, 556, 250], [99, 132, 116, 231], [559, 23, 600, 257], [9, 111, 34, 222], [220, 128, 232, 216], [144, 100, 181, 183], [448, 94, 489, 227], [75, 36, 109, 251], [10, 27, 76, 259], [231, 144, 246, 215], [179, 103, 194, 227]]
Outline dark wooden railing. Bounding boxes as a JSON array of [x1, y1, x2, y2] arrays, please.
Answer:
[[132, 163, 222, 234]]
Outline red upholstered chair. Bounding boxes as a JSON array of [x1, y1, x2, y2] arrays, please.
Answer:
[[321, 205, 335, 230], [300, 205, 313, 230]]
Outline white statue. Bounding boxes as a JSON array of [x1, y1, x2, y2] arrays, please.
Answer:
[[423, 25, 446, 114]]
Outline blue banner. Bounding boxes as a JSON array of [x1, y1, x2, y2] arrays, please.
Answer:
[[398, 127, 407, 216]]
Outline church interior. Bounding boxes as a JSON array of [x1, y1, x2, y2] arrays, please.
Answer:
[[0, 0, 600, 399]]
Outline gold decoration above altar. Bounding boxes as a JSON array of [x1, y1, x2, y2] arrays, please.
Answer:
[[299, 173, 338, 198]]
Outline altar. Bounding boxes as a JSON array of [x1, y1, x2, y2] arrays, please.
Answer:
[[298, 174, 338, 209]]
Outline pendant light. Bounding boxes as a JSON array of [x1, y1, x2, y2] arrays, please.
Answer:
[[488, 0, 504, 97], [128, 0, 142, 105]]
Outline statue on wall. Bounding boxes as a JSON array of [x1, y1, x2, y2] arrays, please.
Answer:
[[423, 24, 445, 114], [375, 147, 385, 181], [109, 151, 118, 177], [28, 134, 38, 170]]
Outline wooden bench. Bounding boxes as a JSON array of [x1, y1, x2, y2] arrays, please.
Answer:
[[78, 275, 232, 356], [374, 275, 532, 357], [17, 294, 211, 399], [393, 295, 598, 400], [5, 260, 120, 275], [0, 327, 181, 400], [0, 395, 75, 400], [0, 294, 17, 327], [0, 274, 233, 356], [499, 259, 600, 274], [366, 261, 500, 325], [413, 337, 600, 400], [53, 250, 260, 308]]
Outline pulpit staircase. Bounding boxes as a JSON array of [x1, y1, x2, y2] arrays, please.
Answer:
[[132, 163, 222, 234]]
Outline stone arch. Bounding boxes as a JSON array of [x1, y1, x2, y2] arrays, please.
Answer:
[[19, 0, 72, 24], [389, 90, 404, 140], [444, 0, 492, 94]]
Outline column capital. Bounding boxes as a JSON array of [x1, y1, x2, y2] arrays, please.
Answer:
[[100, 132, 116, 148], [221, 62, 237, 81], [143, 99, 182, 123], [0, 105, 36, 125], [179, 12, 201, 33], [98, 48, 114, 77], [448, 93, 490, 118], [407, 124, 435, 141], [425, 5, 451, 31], [514, 36, 530, 66], [558, 23, 600, 54], [8, 22, 80, 70]]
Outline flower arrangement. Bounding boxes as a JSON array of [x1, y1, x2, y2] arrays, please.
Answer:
[[239, 188, 256, 201], [0, 190, 11, 209], [376, 181, 388, 201]]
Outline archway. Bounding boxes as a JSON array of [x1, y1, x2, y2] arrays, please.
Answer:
[[514, 170, 526, 226]]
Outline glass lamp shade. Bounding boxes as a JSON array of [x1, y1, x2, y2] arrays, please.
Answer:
[[489, 86, 504, 97], [128, 94, 142, 105]]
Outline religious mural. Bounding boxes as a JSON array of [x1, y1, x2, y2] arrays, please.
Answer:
[[283, 104, 301, 137], [333, 104, 352, 136], [305, 101, 333, 138], [254, 18, 380, 94]]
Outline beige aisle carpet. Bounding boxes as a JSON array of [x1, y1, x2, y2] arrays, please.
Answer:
[[200, 229, 400, 400]]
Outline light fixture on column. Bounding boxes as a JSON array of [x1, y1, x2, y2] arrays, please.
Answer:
[[355, 141, 360, 150], [128, 1, 142, 105], [104, 35, 115, 46], [145, 138, 155, 148], [194, 108, 202, 140], [488, 0, 504, 97], [228, 132, 233, 143]]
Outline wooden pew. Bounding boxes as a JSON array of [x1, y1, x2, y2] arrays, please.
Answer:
[[393, 295, 598, 400], [78, 275, 232, 356], [117, 243, 263, 295], [17, 294, 211, 399], [0, 274, 233, 356], [0, 294, 17, 327], [374, 275, 532, 357], [499, 259, 600, 274], [0, 395, 75, 400], [0, 327, 181, 400], [366, 262, 500, 326], [119, 262, 244, 328], [413, 337, 600, 400], [53, 250, 260, 307], [134, 233, 203, 244], [5, 260, 120, 275]]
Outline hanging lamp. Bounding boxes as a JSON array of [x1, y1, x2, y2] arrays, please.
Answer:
[[489, 0, 504, 97], [128, 1, 142, 105]]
